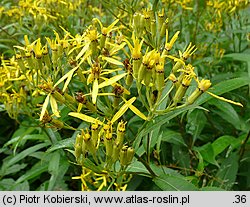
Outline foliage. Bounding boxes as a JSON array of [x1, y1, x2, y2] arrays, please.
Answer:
[[0, 0, 250, 191]]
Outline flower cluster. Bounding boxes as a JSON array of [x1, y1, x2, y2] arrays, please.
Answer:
[[0, 6, 243, 190], [73, 120, 134, 190]]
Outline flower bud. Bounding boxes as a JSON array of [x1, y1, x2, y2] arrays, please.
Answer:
[[51, 119, 64, 129], [91, 122, 99, 147], [173, 76, 191, 105], [151, 19, 156, 39], [51, 48, 58, 67], [64, 93, 77, 104], [52, 91, 65, 103], [133, 59, 141, 79], [104, 132, 113, 158], [160, 19, 168, 39], [116, 121, 126, 148], [100, 31, 107, 50], [126, 147, 135, 164], [75, 143, 82, 163], [155, 62, 165, 91], [138, 63, 146, 83], [198, 79, 211, 92], [157, 9, 165, 33], [185, 79, 212, 105], [119, 146, 128, 166], [42, 45, 52, 69], [186, 88, 201, 105], [126, 73, 133, 87], [112, 141, 120, 163], [75, 133, 83, 162], [83, 129, 96, 155], [172, 61, 184, 73], [16, 54, 26, 71], [144, 59, 155, 86]]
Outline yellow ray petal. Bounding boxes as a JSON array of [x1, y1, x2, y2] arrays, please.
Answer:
[[129, 105, 147, 120], [111, 97, 136, 123], [39, 94, 50, 121], [54, 67, 78, 89], [14, 46, 27, 51], [92, 78, 99, 104], [101, 68, 122, 75], [121, 97, 147, 120], [98, 73, 127, 89], [50, 95, 60, 117], [164, 55, 185, 65], [78, 50, 92, 67], [69, 112, 103, 125], [77, 103, 83, 113], [107, 19, 119, 31], [96, 93, 116, 96], [206, 91, 243, 107], [102, 57, 124, 66], [76, 42, 90, 60]]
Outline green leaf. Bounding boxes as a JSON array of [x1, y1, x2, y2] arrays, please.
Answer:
[[0, 179, 15, 191], [161, 129, 186, 146], [212, 135, 237, 156], [194, 143, 218, 166], [172, 145, 191, 174], [209, 99, 245, 131], [12, 181, 30, 191], [16, 162, 48, 184], [153, 174, 198, 191], [48, 152, 61, 174], [4, 143, 49, 168], [47, 151, 61, 191], [186, 109, 207, 143], [127, 161, 150, 176], [214, 152, 239, 190], [142, 126, 161, 153], [46, 137, 74, 153], [4, 134, 47, 148], [223, 53, 250, 62], [201, 186, 225, 191], [1, 164, 27, 177], [82, 158, 102, 174], [150, 164, 184, 178], [133, 104, 200, 150]]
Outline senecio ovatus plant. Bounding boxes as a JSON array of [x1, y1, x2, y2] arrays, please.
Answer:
[[0, 7, 243, 191]]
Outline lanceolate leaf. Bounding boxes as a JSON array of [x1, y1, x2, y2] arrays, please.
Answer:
[[47, 137, 75, 153], [133, 104, 199, 151], [153, 174, 198, 191]]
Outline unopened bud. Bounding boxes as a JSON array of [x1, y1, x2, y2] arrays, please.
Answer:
[[119, 146, 128, 166], [173, 76, 191, 105], [116, 121, 126, 148], [112, 141, 120, 163], [51, 119, 64, 129], [126, 147, 135, 164], [155, 63, 165, 91], [104, 132, 113, 158], [91, 122, 99, 147]]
